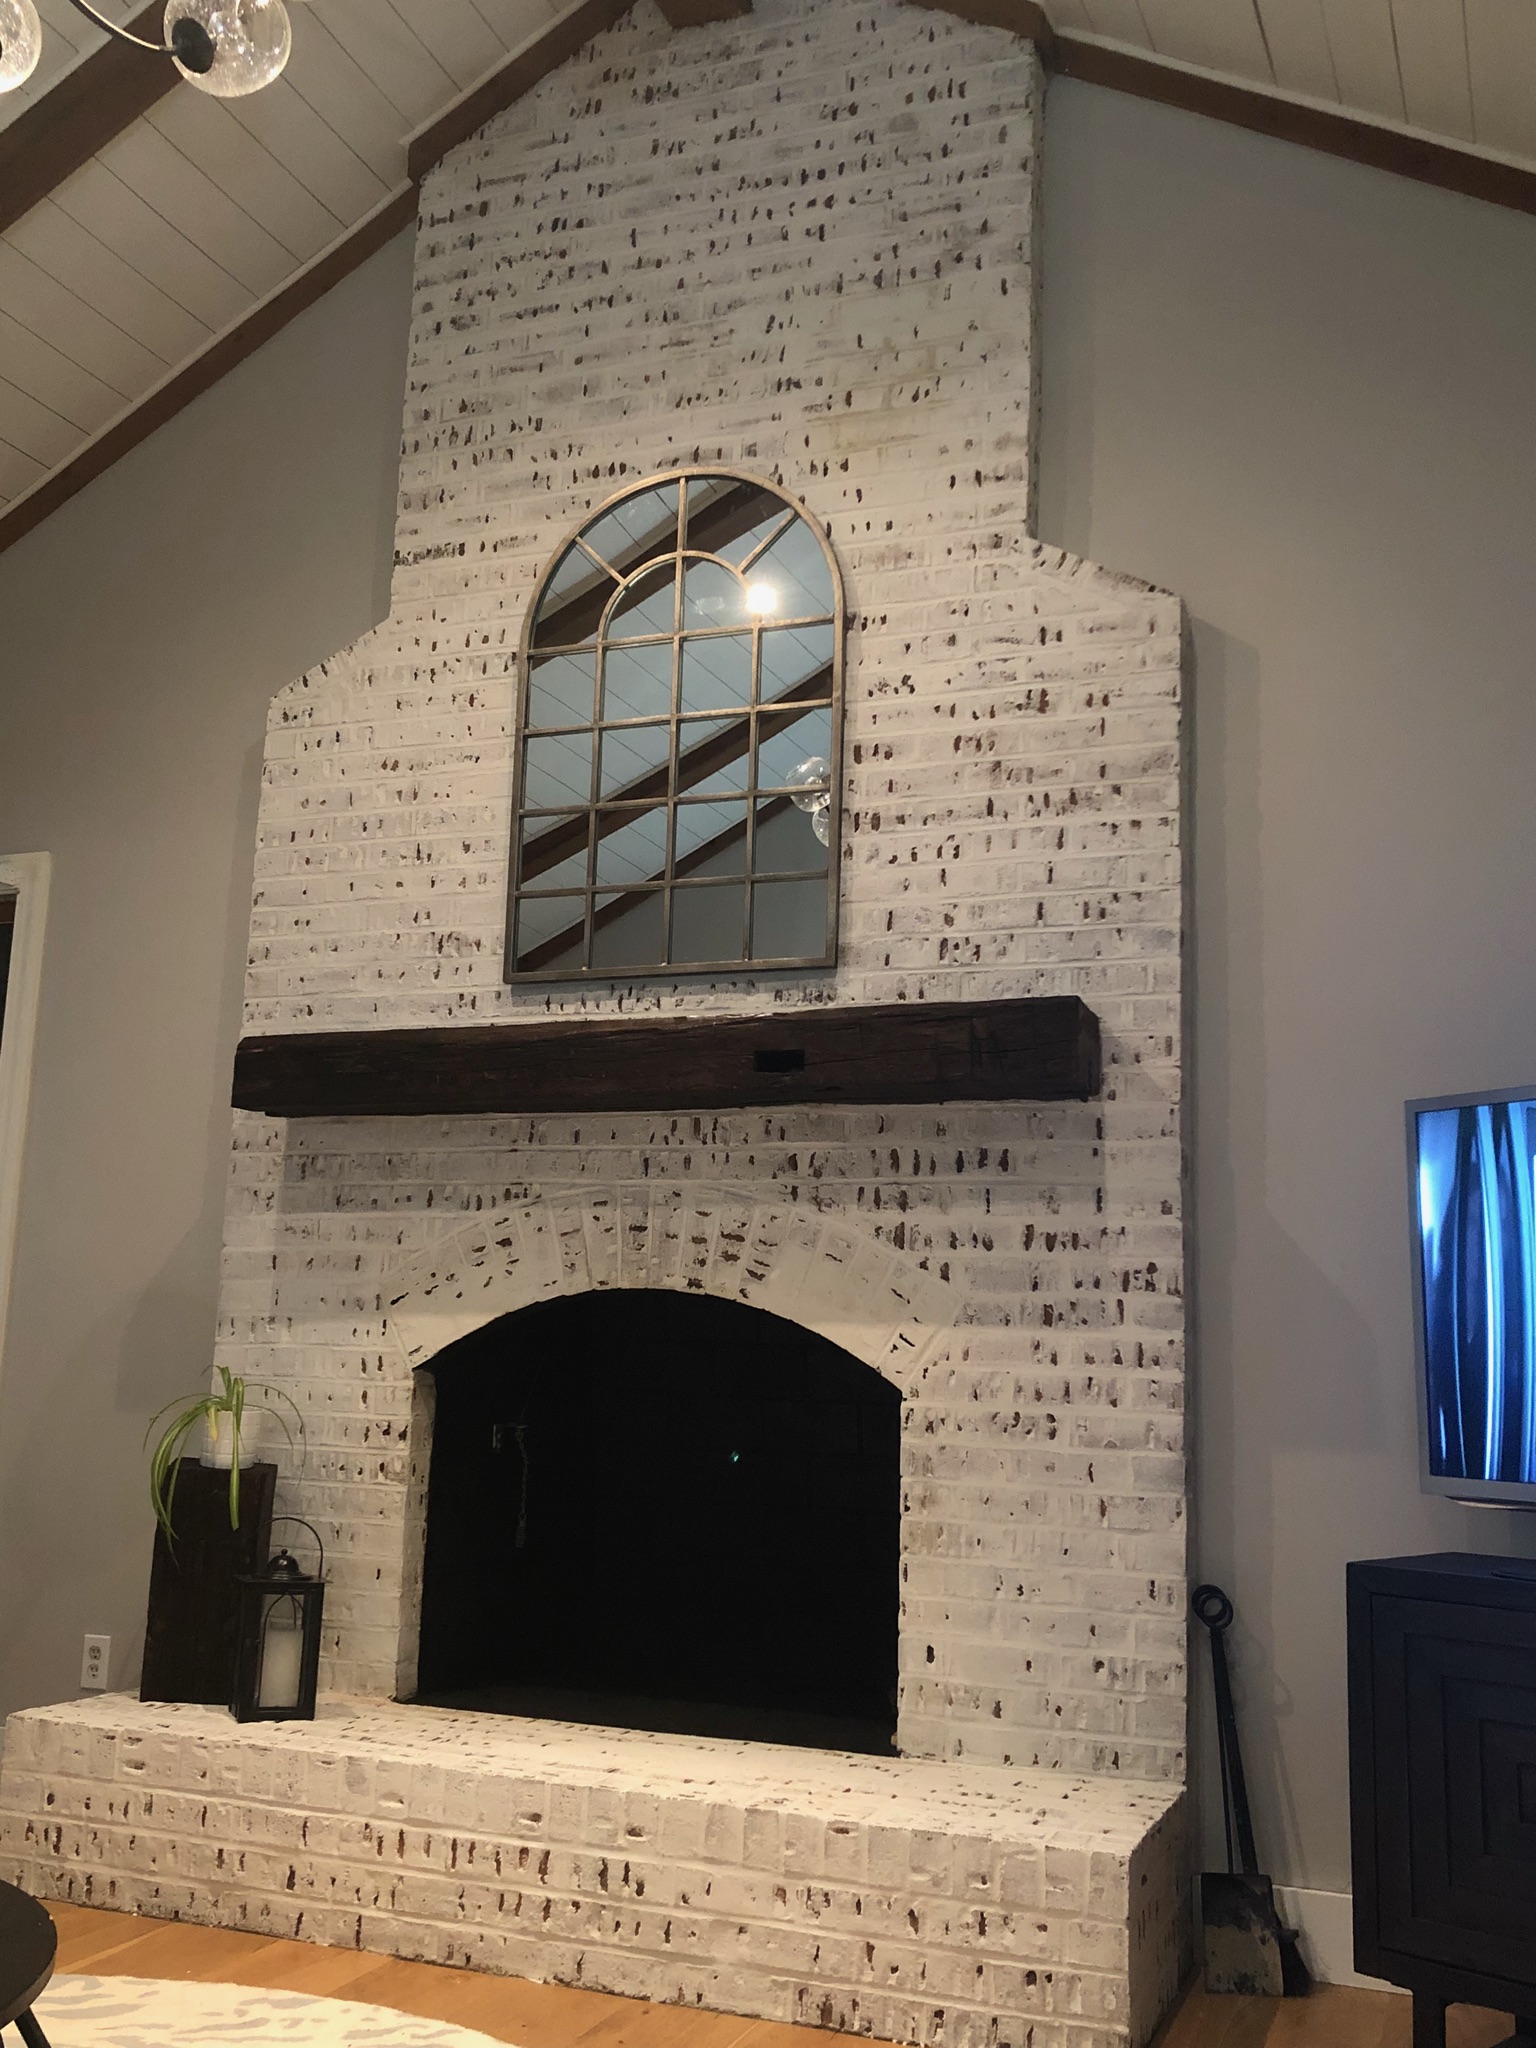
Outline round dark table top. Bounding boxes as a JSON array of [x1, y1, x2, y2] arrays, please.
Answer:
[[0, 1878, 55, 2027]]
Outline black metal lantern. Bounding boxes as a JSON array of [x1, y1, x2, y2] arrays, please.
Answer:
[[231, 1519, 325, 1723]]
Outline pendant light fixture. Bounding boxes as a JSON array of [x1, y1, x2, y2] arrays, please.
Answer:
[[0, 0, 292, 97]]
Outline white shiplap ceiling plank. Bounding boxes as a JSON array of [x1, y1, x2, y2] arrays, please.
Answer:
[[462, 0, 566, 51], [1045, 0, 1096, 28], [0, 305, 124, 434], [1133, 0, 1276, 75], [0, 370, 81, 467], [1389, 0, 1473, 139], [0, 438, 48, 504], [388, 0, 507, 88], [1076, 0, 1157, 46], [0, 240, 165, 394], [145, 90, 344, 261], [98, 122, 297, 295], [309, 0, 458, 122], [223, 74, 389, 226], [1316, 0, 1406, 116], [6, 199, 212, 360], [278, 17, 413, 182], [48, 158, 252, 330], [1464, 0, 1536, 156], [1252, 0, 1343, 97]]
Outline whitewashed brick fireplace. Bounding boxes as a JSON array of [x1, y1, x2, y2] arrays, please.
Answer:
[[0, 0, 1190, 2040]]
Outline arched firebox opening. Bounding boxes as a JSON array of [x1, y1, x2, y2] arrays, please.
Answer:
[[412, 1288, 901, 1754]]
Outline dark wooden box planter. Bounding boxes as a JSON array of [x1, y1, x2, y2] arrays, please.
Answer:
[[140, 1459, 277, 1706]]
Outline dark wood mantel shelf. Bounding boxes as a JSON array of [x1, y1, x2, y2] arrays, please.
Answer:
[[231, 996, 1100, 1119]]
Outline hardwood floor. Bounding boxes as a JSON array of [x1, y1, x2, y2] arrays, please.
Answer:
[[43, 1901, 1523, 2048]]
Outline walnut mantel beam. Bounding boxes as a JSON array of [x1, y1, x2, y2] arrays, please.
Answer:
[[232, 996, 1102, 1118]]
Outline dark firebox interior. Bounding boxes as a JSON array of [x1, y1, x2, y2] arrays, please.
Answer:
[[412, 1288, 901, 1754]]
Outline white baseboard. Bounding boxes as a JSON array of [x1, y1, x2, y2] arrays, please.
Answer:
[[1272, 1885, 1403, 1993]]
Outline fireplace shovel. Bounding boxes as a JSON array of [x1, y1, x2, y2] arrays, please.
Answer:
[[1192, 1583, 1311, 1998]]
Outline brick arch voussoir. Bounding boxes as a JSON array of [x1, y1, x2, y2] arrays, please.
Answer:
[[385, 1188, 957, 1390]]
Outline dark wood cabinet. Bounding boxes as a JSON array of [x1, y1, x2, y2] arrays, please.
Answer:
[[1349, 1553, 1536, 2047]]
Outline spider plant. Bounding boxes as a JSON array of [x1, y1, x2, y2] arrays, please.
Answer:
[[146, 1366, 303, 1546]]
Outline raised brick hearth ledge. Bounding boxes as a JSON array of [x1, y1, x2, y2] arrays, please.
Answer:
[[0, 1695, 1187, 2048]]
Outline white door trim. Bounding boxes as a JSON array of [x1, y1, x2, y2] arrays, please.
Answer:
[[0, 852, 51, 1382]]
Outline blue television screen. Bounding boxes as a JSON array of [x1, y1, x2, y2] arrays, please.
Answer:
[[1413, 1092, 1536, 1497]]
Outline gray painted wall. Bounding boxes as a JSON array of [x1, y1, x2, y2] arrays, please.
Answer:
[[0, 231, 415, 1723], [2, 74, 1536, 1906], [1037, 79, 1536, 1891]]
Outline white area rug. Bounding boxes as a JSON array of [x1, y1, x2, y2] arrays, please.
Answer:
[[29, 1976, 514, 2047]]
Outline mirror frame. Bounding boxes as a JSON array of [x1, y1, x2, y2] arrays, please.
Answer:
[[503, 469, 846, 984]]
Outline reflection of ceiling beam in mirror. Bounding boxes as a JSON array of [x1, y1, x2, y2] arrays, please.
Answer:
[[531, 481, 787, 650], [516, 796, 795, 974], [520, 664, 832, 881]]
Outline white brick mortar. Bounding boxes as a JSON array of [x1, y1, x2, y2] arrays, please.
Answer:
[[0, 1696, 1190, 2048], [0, 0, 1193, 2029]]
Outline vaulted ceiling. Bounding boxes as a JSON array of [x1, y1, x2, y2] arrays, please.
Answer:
[[1, 0, 1533, 558]]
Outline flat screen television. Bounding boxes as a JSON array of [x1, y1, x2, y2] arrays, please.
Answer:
[[1410, 1086, 1536, 1506]]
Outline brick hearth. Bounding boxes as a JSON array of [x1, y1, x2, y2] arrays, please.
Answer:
[[0, 1696, 1187, 2048]]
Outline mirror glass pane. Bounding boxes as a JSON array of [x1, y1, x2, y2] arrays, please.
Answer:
[[608, 560, 677, 641], [519, 813, 589, 890], [522, 730, 592, 811], [527, 651, 596, 730], [752, 878, 826, 960], [673, 882, 747, 963], [512, 473, 841, 978], [752, 797, 828, 877], [599, 720, 671, 798], [683, 558, 753, 632], [514, 893, 586, 973], [581, 484, 679, 573], [591, 889, 666, 970], [760, 622, 834, 704], [595, 807, 668, 888], [756, 705, 833, 791], [601, 641, 673, 723], [676, 798, 748, 876], [676, 718, 750, 797], [680, 634, 752, 714], [750, 519, 834, 619]]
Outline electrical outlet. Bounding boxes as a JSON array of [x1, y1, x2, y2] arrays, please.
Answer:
[[81, 1634, 110, 1691]]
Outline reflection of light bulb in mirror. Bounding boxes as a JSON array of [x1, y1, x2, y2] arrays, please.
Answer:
[[165, 0, 291, 95], [0, 0, 42, 91], [788, 756, 830, 811], [745, 581, 778, 616]]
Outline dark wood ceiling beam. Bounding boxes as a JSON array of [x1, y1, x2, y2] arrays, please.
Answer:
[[653, 0, 751, 28], [1049, 36, 1536, 219], [911, 0, 1536, 222], [0, 2, 172, 237]]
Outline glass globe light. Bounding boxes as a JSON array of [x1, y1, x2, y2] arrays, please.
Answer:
[[0, 0, 42, 92], [787, 756, 831, 812], [810, 797, 832, 847], [165, 0, 291, 95]]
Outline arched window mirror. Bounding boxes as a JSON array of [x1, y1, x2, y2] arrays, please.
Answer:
[[505, 471, 844, 981]]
